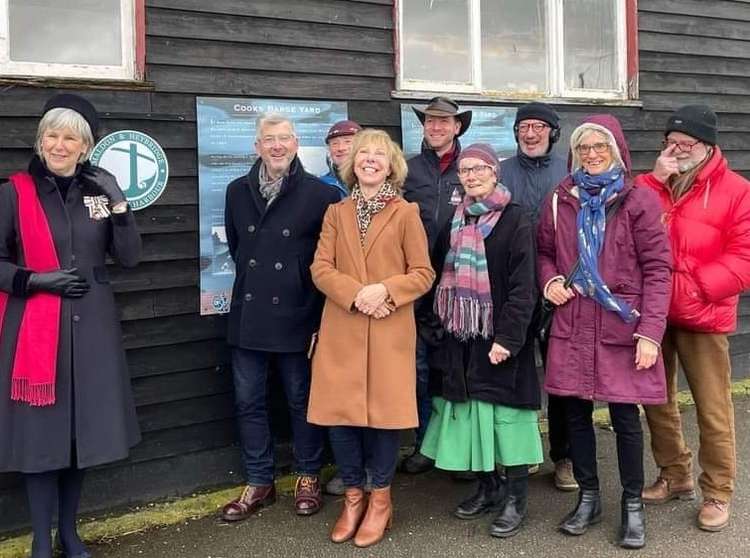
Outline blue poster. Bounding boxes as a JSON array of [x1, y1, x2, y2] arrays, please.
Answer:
[[197, 97, 347, 315], [400, 104, 518, 161]]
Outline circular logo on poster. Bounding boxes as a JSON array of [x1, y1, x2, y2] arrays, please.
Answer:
[[90, 130, 169, 211]]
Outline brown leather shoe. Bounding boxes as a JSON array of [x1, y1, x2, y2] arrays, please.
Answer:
[[642, 476, 695, 504], [354, 486, 392, 548], [331, 488, 367, 543], [221, 484, 276, 522], [697, 498, 730, 532], [294, 475, 322, 516]]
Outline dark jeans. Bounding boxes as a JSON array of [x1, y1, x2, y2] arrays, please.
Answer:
[[538, 335, 570, 463], [329, 427, 401, 489], [566, 397, 644, 499], [231, 348, 324, 486], [415, 337, 432, 446]]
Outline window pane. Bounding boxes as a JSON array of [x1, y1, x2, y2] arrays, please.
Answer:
[[9, 0, 122, 66], [481, 0, 547, 94], [402, 0, 472, 84], [563, 0, 618, 91]]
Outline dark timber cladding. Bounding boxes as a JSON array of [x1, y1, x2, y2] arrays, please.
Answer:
[[0, 0, 749, 533]]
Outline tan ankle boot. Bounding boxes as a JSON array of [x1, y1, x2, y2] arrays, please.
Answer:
[[330, 488, 367, 543], [353, 486, 392, 548], [642, 475, 695, 504]]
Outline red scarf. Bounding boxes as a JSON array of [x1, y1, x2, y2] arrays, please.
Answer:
[[0, 172, 61, 406]]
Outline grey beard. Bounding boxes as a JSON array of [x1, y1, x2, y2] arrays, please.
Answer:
[[677, 159, 700, 173]]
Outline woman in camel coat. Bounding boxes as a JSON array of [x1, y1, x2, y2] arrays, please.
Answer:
[[308, 129, 434, 548]]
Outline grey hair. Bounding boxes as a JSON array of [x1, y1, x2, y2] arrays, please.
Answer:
[[35, 108, 95, 162], [569, 122, 625, 172], [255, 112, 296, 139]]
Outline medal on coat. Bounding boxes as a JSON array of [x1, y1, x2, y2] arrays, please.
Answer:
[[83, 195, 111, 220], [449, 187, 462, 205]]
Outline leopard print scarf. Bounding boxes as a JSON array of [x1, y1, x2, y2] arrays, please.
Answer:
[[350, 182, 398, 245]]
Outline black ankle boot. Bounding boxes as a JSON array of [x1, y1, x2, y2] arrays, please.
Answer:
[[489, 467, 528, 538], [559, 489, 602, 536], [454, 471, 505, 519], [619, 497, 645, 549]]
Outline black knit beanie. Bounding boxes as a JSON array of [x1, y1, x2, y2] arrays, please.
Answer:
[[514, 102, 560, 129], [665, 104, 717, 146], [42, 94, 100, 140]]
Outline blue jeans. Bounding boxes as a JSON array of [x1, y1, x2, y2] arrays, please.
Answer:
[[415, 337, 432, 446], [329, 427, 401, 489], [231, 348, 324, 486]]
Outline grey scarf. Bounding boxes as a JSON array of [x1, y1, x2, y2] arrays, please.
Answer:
[[258, 163, 285, 204]]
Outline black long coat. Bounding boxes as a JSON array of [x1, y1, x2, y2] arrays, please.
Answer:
[[0, 157, 141, 473], [224, 157, 339, 353], [427, 203, 541, 410]]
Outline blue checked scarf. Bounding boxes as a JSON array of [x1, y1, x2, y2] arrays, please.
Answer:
[[570, 167, 640, 323]]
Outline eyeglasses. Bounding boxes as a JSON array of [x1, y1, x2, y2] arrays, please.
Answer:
[[457, 165, 494, 177], [260, 134, 295, 147], [516, 122, 549, 134], [661, 139, 701, 153], [575, 142, 610, 155]]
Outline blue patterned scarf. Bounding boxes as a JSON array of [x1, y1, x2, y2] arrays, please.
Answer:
[[570, 167, 640, 323]]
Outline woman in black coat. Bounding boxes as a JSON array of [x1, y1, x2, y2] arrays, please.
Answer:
[[419, 144, 542, 540], [0, 95, 141, 558]]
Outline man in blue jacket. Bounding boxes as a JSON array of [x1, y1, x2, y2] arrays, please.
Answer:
[[401, 97, 472, 474], [222, 113, 339, 521], [319, 119, 362, 198], [500, 102, 575, 491]]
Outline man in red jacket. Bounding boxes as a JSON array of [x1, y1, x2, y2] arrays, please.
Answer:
[[635, 105, 750, 532]]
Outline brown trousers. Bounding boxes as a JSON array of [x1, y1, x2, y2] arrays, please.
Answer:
[[643, 327, 736, 501]]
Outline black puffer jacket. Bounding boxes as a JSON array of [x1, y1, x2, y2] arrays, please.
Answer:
[[403, 140, 464, 254], [500, 149, 567, 225]]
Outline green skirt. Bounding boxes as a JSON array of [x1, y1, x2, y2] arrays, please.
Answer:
[[420, 397, 543, 472]]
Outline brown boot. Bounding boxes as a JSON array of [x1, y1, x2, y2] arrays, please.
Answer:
[[221, 484, 276, 522], [331, 488, 367, 543], [353, 486, 392, 548], [642, 475, 695, 504], [697, 498, 731, 532]]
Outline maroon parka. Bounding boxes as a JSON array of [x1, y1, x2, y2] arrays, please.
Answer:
[[536, 115, 672, 404]]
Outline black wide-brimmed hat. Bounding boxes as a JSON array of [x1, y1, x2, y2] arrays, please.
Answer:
[[412, 96, 472, 137]]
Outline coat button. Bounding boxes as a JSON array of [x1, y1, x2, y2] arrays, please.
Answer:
[[247, 225, 256, 233], [248, 259, 257, 268], [72, 315, 80, 322], [282, 229, 290, 237], [272, 296, 280, 305], [244, 293, 253, 302], [274, 262, 283, 271]]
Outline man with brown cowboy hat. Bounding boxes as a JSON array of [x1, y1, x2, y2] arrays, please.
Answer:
[[401, 96, 472, 474]]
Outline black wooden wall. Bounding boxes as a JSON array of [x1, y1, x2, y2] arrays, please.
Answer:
[[1, 0, 749, 533]]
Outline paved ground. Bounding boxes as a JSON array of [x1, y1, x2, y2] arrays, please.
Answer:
[[98, 399, 750, 558]]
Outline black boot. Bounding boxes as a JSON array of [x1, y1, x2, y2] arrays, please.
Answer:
[[619, 497, 645, 549], [454, 471, 505, 520], [489, 466, 528, 538], [559, 489, 602, 536]]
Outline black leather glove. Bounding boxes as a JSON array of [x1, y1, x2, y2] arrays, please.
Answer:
[[80, 165, 126, 205], [27, 268, 90, 298]]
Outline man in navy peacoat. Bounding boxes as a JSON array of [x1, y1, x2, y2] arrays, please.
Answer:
[[221, 113, 339, 522]]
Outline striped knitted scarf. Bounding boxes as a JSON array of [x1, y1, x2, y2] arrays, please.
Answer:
[[435, 185, 512, 340]]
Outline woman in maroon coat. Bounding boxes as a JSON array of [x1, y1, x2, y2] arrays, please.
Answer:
[[537, 115, 671, 549]]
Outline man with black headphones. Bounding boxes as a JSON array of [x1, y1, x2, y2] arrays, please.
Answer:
[[500, 102, 576, 492]]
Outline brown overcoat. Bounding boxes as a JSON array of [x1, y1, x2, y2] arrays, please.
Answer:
[[307, 197, 434, 429]]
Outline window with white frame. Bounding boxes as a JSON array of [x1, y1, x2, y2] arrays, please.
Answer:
[[398, 0, 629, 100], [0, 0, 137, 80]]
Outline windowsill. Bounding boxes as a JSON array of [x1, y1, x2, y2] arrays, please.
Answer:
[[0, 75, 155, 92], [392, 90, 643, 108]]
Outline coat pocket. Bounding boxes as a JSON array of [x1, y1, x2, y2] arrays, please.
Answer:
[[550, 299, 574, 339], [600, 294, 640, 346]]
